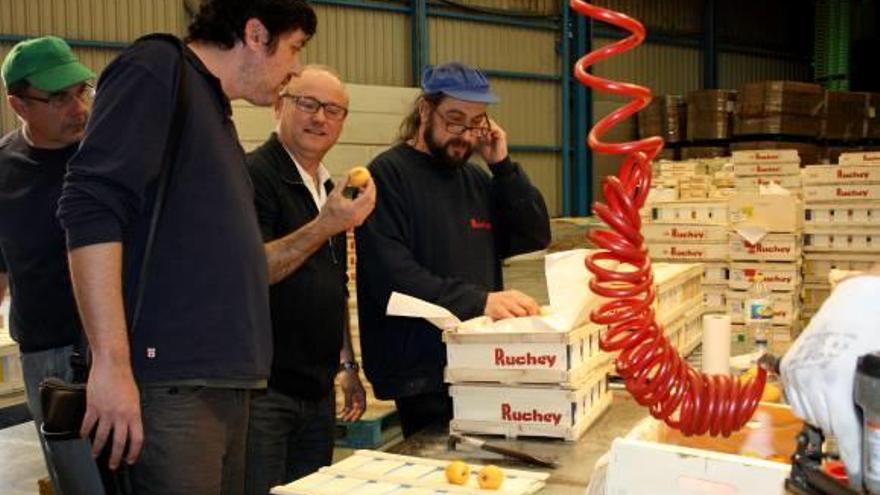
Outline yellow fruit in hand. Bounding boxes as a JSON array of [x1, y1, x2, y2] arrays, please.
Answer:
[[761, 383, 782, 402], [445, 460, 470, 485], [478, 464, 505, 490], [347, 166, 371, 188]]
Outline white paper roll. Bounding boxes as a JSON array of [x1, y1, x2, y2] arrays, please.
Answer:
[[702, 314, 731, 375]]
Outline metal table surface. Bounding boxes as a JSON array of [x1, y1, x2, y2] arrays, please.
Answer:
[[387, 390, 649, 494]]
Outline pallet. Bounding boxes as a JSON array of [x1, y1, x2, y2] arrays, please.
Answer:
[[336, 405, 402, 449], [271, 450, 549, 495]]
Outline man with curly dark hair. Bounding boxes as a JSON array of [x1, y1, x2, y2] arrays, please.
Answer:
[[57, 1, 317, 493]]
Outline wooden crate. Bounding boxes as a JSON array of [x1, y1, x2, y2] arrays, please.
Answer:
[[733, 174, 802, 192], [702, 262, 730, 285], [444, 264, 702, 387], [648, 242, 728, 261], [726, 290, 800, 325], [662, 303, 706, 357], [732, 149, 800, 164], [733, 161, 800, 177], [0, 333, 23, 396], [646, 200, 728, 225], [606, 403, 800, 495], [732, 322, 801, 351], [728, 261, 802, 291], [449, 364, 612, 441], [728, 233, 802, 262], [642, 223, 728, 243], [802, 164, 880, 185], [839, 151, 880, 165], [805, 202, 880, 228], [803, 252, 877, 284], [804, 228, 880, 252], [804, 183, 880, 202], [802, 283, 831, 314], [728, 193, 803, 233], [703, 284, 728, 313], [271, 450, 549, 495]]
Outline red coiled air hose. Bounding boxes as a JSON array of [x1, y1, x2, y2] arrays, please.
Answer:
[[571, 1, 767, 437]]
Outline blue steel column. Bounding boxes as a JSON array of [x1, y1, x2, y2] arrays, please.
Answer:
[[702, 0, 717, 89], [561, 4, 572, 216], [573, 14, 592, 216]]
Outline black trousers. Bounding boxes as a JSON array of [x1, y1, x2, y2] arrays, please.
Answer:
[[394, 390, 453, 438]]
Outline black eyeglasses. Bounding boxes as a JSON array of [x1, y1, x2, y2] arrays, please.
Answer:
[[280, 94, 348, 121], [18, 83, 94, 110], [434, 111, 490, 137]]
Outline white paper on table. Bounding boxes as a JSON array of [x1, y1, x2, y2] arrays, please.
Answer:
[[385, 248, 609, 334]]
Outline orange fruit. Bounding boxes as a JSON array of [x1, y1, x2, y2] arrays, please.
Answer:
[[761, 383, 782, 402], [348, 166, 371, 188], [478, 464, 504, 490], [445, 460, 470, 485]]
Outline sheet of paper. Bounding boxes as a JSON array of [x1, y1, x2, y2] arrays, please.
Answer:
[[385, 292, 461, 331]]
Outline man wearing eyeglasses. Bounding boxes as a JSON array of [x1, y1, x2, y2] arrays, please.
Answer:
[[0, 36, 95, 492], [355, 62, 551, 437], [243, 65, 375, 494]]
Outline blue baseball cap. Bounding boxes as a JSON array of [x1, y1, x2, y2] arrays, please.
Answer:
[[421, 62, 499, 104]]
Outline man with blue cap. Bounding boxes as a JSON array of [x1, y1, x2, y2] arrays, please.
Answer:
[[355, 62, 551, 437], [0, 35, 95, 492]]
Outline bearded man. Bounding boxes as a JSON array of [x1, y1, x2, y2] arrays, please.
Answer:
[[354, 62, 551, 437]]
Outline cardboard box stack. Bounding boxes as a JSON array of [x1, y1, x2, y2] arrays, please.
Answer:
[[687, 90, 737, 140], [638, 95, 686, 144], [801, 151, 880, 324], [822, 91, 873, 141], [735, 81, 824, 138]]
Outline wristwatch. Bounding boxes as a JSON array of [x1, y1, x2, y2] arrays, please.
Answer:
[[339, 361, 360, 373]]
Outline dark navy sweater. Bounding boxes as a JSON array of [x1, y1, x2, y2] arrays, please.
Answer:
[[57, 37, 272, 385]]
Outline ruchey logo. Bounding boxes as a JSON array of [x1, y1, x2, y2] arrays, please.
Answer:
[[669, 246, 704, 257], [494, 349, 557, 368], [756, 165, 781, 173], [501, 404, 563, 425], [836, 188, 869, 198], [754, 152, 780, 160], [669, 227, 705, 239], [837, 169, 870, 180]]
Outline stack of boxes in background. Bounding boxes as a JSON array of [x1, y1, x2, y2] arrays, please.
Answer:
[[801, 151, 880, 324], [726, 149, 804, 348], [683, 89, 737, 159], [638, 95, 686, 161]]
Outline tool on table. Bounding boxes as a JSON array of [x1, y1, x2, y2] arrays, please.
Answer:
[[447, 433, 557, 468]]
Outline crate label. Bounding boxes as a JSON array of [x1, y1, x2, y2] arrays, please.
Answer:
[[805, 184, 880, 201], [732, 149, 800, 163], [501, 404, 562, 425], [494, 348, 557, 368], [643, 224, 727, 242], [839, 152, 880, 165]]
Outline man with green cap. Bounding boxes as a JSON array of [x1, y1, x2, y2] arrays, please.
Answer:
[[0, 35, 95, 492]]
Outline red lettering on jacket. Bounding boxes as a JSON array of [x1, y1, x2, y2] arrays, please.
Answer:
[[470, 218, 493, 230]]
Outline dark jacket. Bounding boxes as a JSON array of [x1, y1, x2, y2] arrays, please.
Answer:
[[57, 37, 271, 384], [355, 144, 551, 399], [247, 133, 348, 400]]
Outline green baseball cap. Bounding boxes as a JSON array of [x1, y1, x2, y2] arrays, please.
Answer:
[[2, 36, 95, 92]]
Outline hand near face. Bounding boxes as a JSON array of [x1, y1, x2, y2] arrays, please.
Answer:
[[477, 118, 509, 165]]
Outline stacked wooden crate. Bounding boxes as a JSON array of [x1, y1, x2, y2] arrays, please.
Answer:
[[0, 326, 24, 397], [444, 263, 703, 441], [727, 150, 805, 347], [643, 200, 729, 314], [801, 151, 880, 324]]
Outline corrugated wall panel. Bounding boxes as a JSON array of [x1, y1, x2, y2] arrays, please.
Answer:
[[1, 0, 185, 40], [718, 53, 812, 89], [304, 5, 409, 86], [591, 0, 703, 33], [428, 18, 559, 75], [488, 78, 559, 147], [510, 152, 561, 216], [591, 38, 702, 100], [451, 0, 559, 16]]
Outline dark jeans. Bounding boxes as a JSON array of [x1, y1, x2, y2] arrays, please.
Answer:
[[244, 388, 335, 495], [394, 390, 452, 438], [128, 386, 250, 495]]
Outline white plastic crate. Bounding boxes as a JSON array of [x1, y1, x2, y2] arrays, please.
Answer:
[[646, 200, 728, 225], [733, 161, 800, 177], [805, 202, 880, 228], [839, 151, 880, 165], [642, 223, 728, 243], [728, 261, 802, 291], [802, 164, 880, 185], [726, 290, 800, 325], [449, 364, 612, 441], [804, 184, 880, 203], [803, 252, 877, 284], [648, 242, 728, 262], [729, 233, 802, 261], [733, 174, 802, 192], [804, 228, 880, 252]]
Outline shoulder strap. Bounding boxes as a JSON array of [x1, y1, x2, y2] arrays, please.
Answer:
[[127, 34, 188, 333]]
